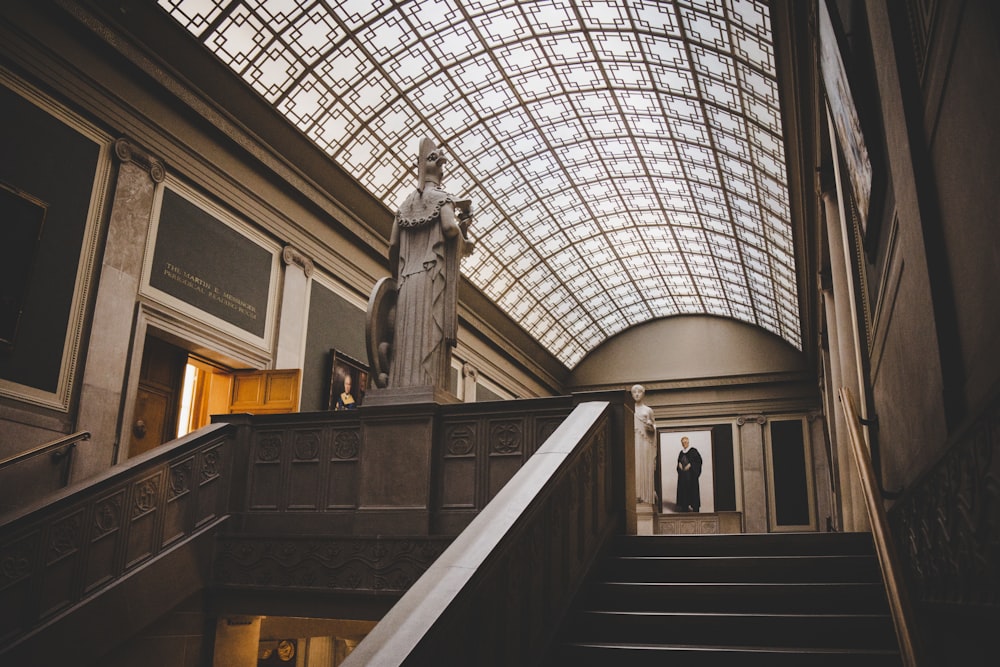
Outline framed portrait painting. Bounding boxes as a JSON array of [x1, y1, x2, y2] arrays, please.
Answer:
[[659, 429, 715, 514], [326, 349, 368, 411]]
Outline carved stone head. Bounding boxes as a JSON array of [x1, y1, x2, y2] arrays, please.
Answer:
[[417, 137, 447, 189]]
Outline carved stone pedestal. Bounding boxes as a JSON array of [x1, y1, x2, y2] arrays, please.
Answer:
[[363, 385, 461, 407], [655, 511, 743, 535], [357, 402, 441, 535], [636, 502, 654, 535]]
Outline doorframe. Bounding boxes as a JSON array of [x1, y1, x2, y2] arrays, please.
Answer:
[[763, 413, 819, 532], [116, 303, 272, 464], [652, 417, 743, 515]]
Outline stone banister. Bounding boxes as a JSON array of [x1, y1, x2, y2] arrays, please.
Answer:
[[342, 401, 628, 666]]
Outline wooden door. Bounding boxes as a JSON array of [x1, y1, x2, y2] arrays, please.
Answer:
[[206, 368, 301, 417], [128, 336, 187, 457]]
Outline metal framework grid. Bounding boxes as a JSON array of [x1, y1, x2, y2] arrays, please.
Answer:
[[160, 0, 800, 367]]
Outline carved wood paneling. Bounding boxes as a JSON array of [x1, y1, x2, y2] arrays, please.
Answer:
[[889, 396, 1000, 611], [0, 432, 232, 650], [436, 404, 574, 520], [197, 443, 224, 527], [165, 456, 194, 546], [245, 422, 363, 513], [328, 427, 359, 510], [416, 410, 618, 665], [125, 472, 162, 568], [214, 537, 451, 594], [85, 488, 125, 593]]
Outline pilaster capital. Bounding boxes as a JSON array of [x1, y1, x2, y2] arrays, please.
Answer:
[[736, 414, 766, 426], [113, 137, 166, 183], [462, 362, 478, 380], [281, 245, 315, 277]]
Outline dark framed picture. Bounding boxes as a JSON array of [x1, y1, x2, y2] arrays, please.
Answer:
[[326, 349, 368, 411], [658, 428, 715, 514], [0, 181, 47, 349]]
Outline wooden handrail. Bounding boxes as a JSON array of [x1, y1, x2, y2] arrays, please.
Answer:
[[0, 430, 91, 471], [839, 387, 923, 666]]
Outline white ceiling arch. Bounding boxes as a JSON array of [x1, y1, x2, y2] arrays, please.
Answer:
[[161, 0, 801, 367]]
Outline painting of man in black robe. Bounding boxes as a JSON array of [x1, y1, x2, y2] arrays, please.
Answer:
[[676, 436, 703, 512]]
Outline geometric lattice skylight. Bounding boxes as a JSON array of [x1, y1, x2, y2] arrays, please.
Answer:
[[160, 0, 800, 367]]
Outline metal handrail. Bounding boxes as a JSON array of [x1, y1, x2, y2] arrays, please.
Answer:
[[0, 430, 91, 471], [839, 387, 923, 666]]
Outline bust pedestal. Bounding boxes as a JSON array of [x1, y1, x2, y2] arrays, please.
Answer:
[[636, 501, 654, 535], [363, 385, 460, 407], [356, 401, 440, 535]]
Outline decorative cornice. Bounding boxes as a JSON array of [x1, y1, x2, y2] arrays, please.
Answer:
[[113, 137, 165, 183], [281, 245, 315, 277], [580, 370, 818, 394]]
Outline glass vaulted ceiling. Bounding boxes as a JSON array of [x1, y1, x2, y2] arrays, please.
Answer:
[[161, 0, 801, 367]]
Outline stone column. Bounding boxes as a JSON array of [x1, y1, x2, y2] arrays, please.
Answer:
[[212, 616, 261, 666], [737, 414, 768, 533], [461, 362, 478, 402], [305, 637, 333, 666], [74, 138, 165, 482], [822, 287, 849, 530], [822, 189, 868, 532], [274, 245, 314, 370], [808, 411, 835, 531]]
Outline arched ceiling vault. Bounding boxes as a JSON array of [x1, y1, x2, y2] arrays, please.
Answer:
[[160, 0, 801, 368]]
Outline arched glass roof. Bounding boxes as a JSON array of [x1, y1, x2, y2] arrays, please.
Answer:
[[160, 0, 800, 367]]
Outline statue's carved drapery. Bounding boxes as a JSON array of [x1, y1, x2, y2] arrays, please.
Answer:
[[367, 137, 471, 394]]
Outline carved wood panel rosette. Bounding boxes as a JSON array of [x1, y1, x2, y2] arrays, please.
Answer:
[[445, 423, 476, 457], [125, 473, 162, 568], [0, 533, 36, 593], [86, 489, 125, 593], [165, 458, 194, 547], [196, 444, 224, 527], [201, 445, 221, 483], [47, 512, 83, 566], [293, 431, 321, 461], [249, 431, 286, 511], [889, 401, 1000, 611], [440, 422, 478, 510], [332, 429, 360, 459], [485, 418, 525, 506], [213, 536, 451, 594], [328, 428, 360, 510], [289, 430, 323, 510], [169, 458, 193, 499], [490, 420, 522, 455]]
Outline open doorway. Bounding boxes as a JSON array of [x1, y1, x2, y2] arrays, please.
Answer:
[[127, 335, 189, 458], [127, 333, 301, 459]]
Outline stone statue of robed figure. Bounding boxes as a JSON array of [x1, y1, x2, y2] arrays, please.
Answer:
[[367, 137, 472, 399]]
